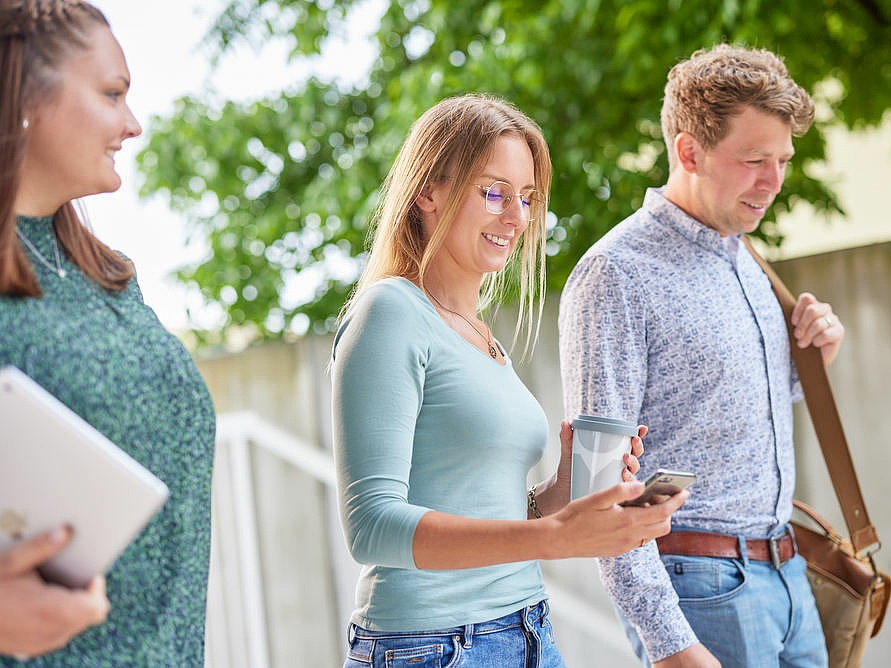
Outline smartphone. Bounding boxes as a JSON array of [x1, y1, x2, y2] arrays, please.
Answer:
[[620, 468, 696, 507]]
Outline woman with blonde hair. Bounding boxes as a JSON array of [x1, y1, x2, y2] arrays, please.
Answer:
[[331, 93, 687, 667]]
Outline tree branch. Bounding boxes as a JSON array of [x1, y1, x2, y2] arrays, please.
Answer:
[[853, 0, 889, 26]]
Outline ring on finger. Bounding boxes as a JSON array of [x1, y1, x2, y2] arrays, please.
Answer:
[[823, 315, 833, 329]]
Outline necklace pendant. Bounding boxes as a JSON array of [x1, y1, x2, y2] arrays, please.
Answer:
[[488, 343, 498, 359], [15, 227, 67, 280]]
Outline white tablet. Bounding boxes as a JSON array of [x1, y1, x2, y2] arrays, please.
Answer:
[[0, 365, 169, 588]]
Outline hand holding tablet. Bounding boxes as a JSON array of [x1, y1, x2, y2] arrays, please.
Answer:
[[0, 366, 169, 588], [0, 527, 110, 657]]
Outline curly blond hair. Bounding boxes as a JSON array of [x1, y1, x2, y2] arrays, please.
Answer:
[[661, 44, 815, 169]]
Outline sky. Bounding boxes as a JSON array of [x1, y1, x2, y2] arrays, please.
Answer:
[[87, 0, 380, 329]]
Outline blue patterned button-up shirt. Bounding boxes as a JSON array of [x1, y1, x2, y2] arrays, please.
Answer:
[[558, 188, 802, 661]]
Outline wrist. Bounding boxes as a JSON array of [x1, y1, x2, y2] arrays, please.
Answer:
[[528, 473, 568, 518], [527, 484, 543, 519]]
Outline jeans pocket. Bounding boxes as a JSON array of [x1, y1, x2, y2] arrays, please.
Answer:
[[384, 643, 444, 668], [663, 555, 747, 606], [379, 634, 461, 668]]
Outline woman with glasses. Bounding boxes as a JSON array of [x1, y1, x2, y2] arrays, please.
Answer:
[[331, 94, 688, 667]]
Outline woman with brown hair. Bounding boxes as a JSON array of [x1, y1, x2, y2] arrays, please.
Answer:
[[0, 2, 214, 664]]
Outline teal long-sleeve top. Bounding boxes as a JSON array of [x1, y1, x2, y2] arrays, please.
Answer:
[[331, 277, 549, 631], [1, 216, 215, 667]]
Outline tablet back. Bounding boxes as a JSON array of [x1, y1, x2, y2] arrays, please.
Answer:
[[0, 365, 169, 588]]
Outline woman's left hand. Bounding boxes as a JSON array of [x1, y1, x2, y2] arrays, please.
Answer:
[[526, 421, 573, 518], [530, 422, 646, 517], [621, 425, 646, 482]]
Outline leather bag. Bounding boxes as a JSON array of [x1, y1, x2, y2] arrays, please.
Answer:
[[744, 237, 889, 667], [792, 499, 888, 666]]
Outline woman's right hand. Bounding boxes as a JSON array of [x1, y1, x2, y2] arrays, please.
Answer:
[[0, 527, 110, 658], [542, 482, 688, 558]]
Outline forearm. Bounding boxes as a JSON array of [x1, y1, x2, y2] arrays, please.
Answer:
[[412, 484, 681, 570], [412, 511, 560, 569], [599, 546, 698, 661]]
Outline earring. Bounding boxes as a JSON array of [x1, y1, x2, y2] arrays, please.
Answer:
[[22, 119, 29, 129]]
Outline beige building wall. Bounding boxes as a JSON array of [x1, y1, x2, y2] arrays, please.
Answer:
[[773, 120, 891, 260]]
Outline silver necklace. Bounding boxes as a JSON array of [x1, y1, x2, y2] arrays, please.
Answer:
[[15, 227, 67, 278], [428, 292, 498, 359]]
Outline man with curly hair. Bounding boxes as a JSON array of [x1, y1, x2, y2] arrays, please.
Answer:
[[560, 44, 844, 667]]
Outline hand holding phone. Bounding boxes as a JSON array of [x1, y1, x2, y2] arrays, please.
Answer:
[[620, 469, 696, 507]]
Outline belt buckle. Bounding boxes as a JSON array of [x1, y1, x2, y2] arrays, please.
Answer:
[[768, 535, 783, 569]]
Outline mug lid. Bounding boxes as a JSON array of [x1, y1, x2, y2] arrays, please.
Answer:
[[571, 414, 637, 436]]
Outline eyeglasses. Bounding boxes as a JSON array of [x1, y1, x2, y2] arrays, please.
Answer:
[[474, 180, 540, 222]]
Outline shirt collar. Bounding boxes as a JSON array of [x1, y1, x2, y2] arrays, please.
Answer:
[[15, 215, 58, 252], [643, 187, 741, 261]]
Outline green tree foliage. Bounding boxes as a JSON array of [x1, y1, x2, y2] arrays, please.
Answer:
[[137, 0, 891, 343]]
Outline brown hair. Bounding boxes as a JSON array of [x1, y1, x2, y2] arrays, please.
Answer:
[[0, 0, 133, 297], [345, 93, 552, 356], [661, 44, 815, 169]]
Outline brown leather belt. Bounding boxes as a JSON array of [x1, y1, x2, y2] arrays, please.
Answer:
[[656, 529, 796, 568]]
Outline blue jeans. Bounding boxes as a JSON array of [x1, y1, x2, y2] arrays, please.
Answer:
[[343, 600, 566, 667], [617, 548, 828, 667]]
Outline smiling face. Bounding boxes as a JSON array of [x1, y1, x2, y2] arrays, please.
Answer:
[[680, 106, 794, 237], [421, 134, 536, 284], [16, 24, 141, 216]]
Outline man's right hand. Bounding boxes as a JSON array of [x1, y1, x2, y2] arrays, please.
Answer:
[[654, 642, 722, 667], [0, 527, 110, 658]]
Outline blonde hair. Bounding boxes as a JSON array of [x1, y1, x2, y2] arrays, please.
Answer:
[[661, 44, 815, 170], [346, 93, 552, 356]]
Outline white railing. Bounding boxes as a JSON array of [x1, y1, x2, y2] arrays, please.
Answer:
[[207, 410, 634, 667], [206, 412, 339, 668]]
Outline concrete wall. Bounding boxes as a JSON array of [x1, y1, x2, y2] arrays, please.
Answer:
[[199, 339, 355, 667], [198, 240, 891, 667], [777, 242, 891, 667]]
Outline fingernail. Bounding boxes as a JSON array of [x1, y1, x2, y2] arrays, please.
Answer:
[[49, 526, 69, 543]]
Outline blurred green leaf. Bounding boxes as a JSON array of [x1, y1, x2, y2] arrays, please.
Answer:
[[137, 0, 891, 345]]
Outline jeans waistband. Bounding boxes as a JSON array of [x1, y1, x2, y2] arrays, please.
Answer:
[[348, 599, 550, 645]]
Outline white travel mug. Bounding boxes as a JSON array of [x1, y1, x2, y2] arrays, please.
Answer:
[[570, 414, 637, 499]]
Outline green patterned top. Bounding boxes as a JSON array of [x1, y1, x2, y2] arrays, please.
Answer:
[[1, 216, 215, 667]]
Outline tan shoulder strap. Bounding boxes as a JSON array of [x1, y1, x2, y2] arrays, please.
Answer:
[[742, 236, 879, 553]]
